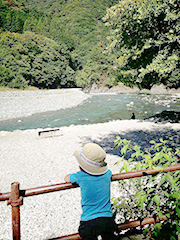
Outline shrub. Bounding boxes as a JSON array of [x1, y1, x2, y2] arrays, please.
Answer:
[[113, 137, 180, 239], [0, 31, 75, 89]]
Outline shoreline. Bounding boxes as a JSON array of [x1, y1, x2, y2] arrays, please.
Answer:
[[1, 88, 180, 239], [87, 83, 180, 95], [0, 120, 180, 240], [0, 88, 90, 121], [0, 87, 180, 122]]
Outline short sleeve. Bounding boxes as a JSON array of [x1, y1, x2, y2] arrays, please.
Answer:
[[108, 169, 112, 178], [70, 172, 80, 184]]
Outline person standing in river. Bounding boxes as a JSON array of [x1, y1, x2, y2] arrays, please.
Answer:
[[131, 112, 135, 119], [64, 143, 118, 240]]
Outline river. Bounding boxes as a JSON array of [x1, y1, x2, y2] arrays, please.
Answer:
[[0, 93, 179, 131]]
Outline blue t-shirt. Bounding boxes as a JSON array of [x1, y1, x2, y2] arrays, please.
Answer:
[[70, 169, 113, 221]]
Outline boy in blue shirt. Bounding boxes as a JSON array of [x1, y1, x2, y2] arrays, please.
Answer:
[[64, 143, 117, 240]]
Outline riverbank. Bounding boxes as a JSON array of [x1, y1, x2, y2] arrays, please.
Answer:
[[0, 88, 90, 121], [0, 88, 180, 239], [88, 83, 180, 95], [0, 120, 180, 240], [1, 86, 180, 123]]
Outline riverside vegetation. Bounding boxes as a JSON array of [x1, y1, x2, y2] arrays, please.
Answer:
[[113, 137, 180, 239], [0, 0, 179, 90]]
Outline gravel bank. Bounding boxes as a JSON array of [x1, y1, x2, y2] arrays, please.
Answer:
[[0, 88, 90, 121], [0, 120, 180, 240]]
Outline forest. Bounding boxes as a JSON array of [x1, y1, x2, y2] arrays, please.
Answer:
[[0, 0, 179, 90]]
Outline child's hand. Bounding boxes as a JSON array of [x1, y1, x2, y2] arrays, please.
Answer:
[[64, 174, 71, 183]]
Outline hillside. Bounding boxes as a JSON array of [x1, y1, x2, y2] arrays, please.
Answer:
[[0, 0, 179, 90], [0, 0, 118, 89]]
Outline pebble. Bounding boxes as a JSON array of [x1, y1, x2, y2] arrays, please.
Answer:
[[0, 89, 90, 121]]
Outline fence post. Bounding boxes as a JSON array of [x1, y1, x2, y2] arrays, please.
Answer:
[[8, 182, 23, 240]]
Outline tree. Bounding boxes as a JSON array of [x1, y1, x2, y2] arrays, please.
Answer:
[[0, 0, 120, 89], [23, 0, 119, 88], [104, 0, 180, 89], [0, 31, 75, 89], [0, 0, 27, 33]]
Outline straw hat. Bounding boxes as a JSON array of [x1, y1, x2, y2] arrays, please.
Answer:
[[74, 143, 108, 175]]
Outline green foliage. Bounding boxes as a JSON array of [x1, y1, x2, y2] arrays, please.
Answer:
[[22, 0, 118, 89], [0, 31, 75, 89], [0, 0, 28, 33], [104, 0, 180, 89], [74, 44, 116, 88], [1, 0, 179, 89], [0, 0, 119, 89], [113, 136, 180, 239]]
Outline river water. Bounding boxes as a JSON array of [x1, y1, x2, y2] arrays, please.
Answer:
[[0, 93, 179, 131]]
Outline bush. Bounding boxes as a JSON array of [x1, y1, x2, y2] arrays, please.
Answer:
[[0, 1, 27, 33], [0, 31, 75, 89], [113, 137, 180, 239]]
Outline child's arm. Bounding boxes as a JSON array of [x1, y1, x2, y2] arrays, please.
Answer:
[[64, 174, 71, 183]]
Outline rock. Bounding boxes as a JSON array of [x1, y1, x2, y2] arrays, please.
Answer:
[[147, 110, 180, 123]]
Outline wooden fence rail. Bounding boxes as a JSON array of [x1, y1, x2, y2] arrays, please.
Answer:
[[0, 164, 180, 240]]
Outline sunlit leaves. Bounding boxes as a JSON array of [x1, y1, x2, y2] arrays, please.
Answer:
[[113, 136, 180, 238], [0, 31, 75, 88], [104, 0, 180, 89]]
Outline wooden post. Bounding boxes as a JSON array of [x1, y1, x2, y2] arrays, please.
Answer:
[[9, 182, 23, 240]]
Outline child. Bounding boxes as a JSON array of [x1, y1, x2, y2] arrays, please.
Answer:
[[64, 143, 117, 240]]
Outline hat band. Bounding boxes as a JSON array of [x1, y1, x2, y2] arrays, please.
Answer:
[[80, 152, 104, 167]]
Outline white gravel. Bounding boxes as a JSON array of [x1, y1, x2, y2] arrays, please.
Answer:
[[0, 89, 180, 240], [0, 89, 90, 121]]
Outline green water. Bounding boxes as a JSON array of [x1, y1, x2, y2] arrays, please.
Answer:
[[0, 93, 179, 131]]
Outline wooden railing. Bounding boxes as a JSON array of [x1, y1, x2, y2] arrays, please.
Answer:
[[1, 164, 180, 240]]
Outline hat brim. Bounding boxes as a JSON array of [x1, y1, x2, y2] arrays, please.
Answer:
[[74, 150, 108, 175]]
